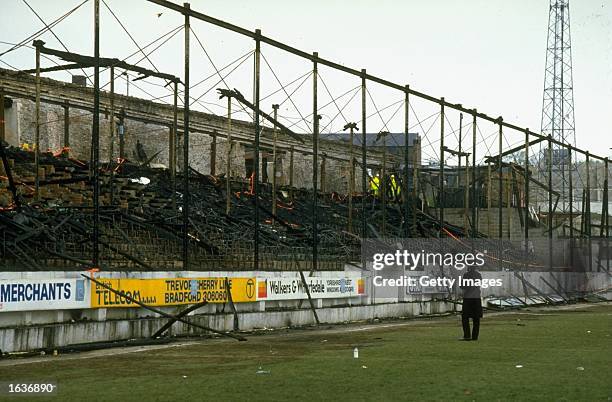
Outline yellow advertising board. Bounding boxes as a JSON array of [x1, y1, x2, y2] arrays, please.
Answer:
[[91, 277, 256, 308]]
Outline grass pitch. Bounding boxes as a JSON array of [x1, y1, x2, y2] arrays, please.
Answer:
[[0, 304, 610, 401]]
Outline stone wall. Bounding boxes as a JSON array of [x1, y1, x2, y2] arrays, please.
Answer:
[[2, 74, 387, 190], [9, 98, 247, 176], [8, 99, 350, 186]]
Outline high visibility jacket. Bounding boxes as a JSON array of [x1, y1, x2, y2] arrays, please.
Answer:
[[370, 175, 380, 195], [390, 176, 400, 196]]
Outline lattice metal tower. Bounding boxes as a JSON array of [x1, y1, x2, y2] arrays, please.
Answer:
[[539, 0, 576, 211]]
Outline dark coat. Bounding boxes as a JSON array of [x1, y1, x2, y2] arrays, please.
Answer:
[[460, 269, 483, 318]]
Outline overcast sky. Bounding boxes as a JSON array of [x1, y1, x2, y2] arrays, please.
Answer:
[[1, 0, 611, 161]]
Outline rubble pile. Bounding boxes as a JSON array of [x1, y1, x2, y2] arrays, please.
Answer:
[[0, 145, 482, 271]]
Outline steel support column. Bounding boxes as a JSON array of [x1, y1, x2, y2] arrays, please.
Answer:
[[381, 131, 387, 235], [605, 158, 609, 272], [361, 69, 367, 241], [344, 122, 357, 233], [109, 66, 115, 204], [568, 147, 573, 265], [404, 85, 410, 237], [312, 52, 319, 272], [34, 41, 41, 200], [604, 158, 609, 239], [487, 162, 492, 235], [109, 66, 115, 162], [497, 119, 503, 270], [92, 0, 100, 267], [272, 103, 279, 216], [596, 155, 607, 269], [0, 88, 5, 142], [586, 151, 592, 270], [253, 28, 261, 270], [524, 129, 530, 268], [471, 111, 477, 237], [458, 113, 463, 188], [464, 154, 469, 230], [182, 2, 191, 270], [498, 118, 503, 241], [226, 96, 232, 215], [547, 135, 553, 270], [439, 98, 444, 238], [171, 81, 177, 183], [349, 124, 355, 233], [412, 130, 418, 235]]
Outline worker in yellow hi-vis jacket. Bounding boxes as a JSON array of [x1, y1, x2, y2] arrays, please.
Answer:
[[370, 173, 380, 197], [390, 174, 400, 202]]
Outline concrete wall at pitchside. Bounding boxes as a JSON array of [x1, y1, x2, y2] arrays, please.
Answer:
[[0, 269, 609, 353]]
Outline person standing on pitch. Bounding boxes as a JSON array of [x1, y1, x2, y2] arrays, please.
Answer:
[[460, 266, 483, 341]]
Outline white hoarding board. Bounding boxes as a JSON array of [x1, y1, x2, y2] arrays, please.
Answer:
[[257, 276, 365, 301], [0, 278, 90, 312]]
